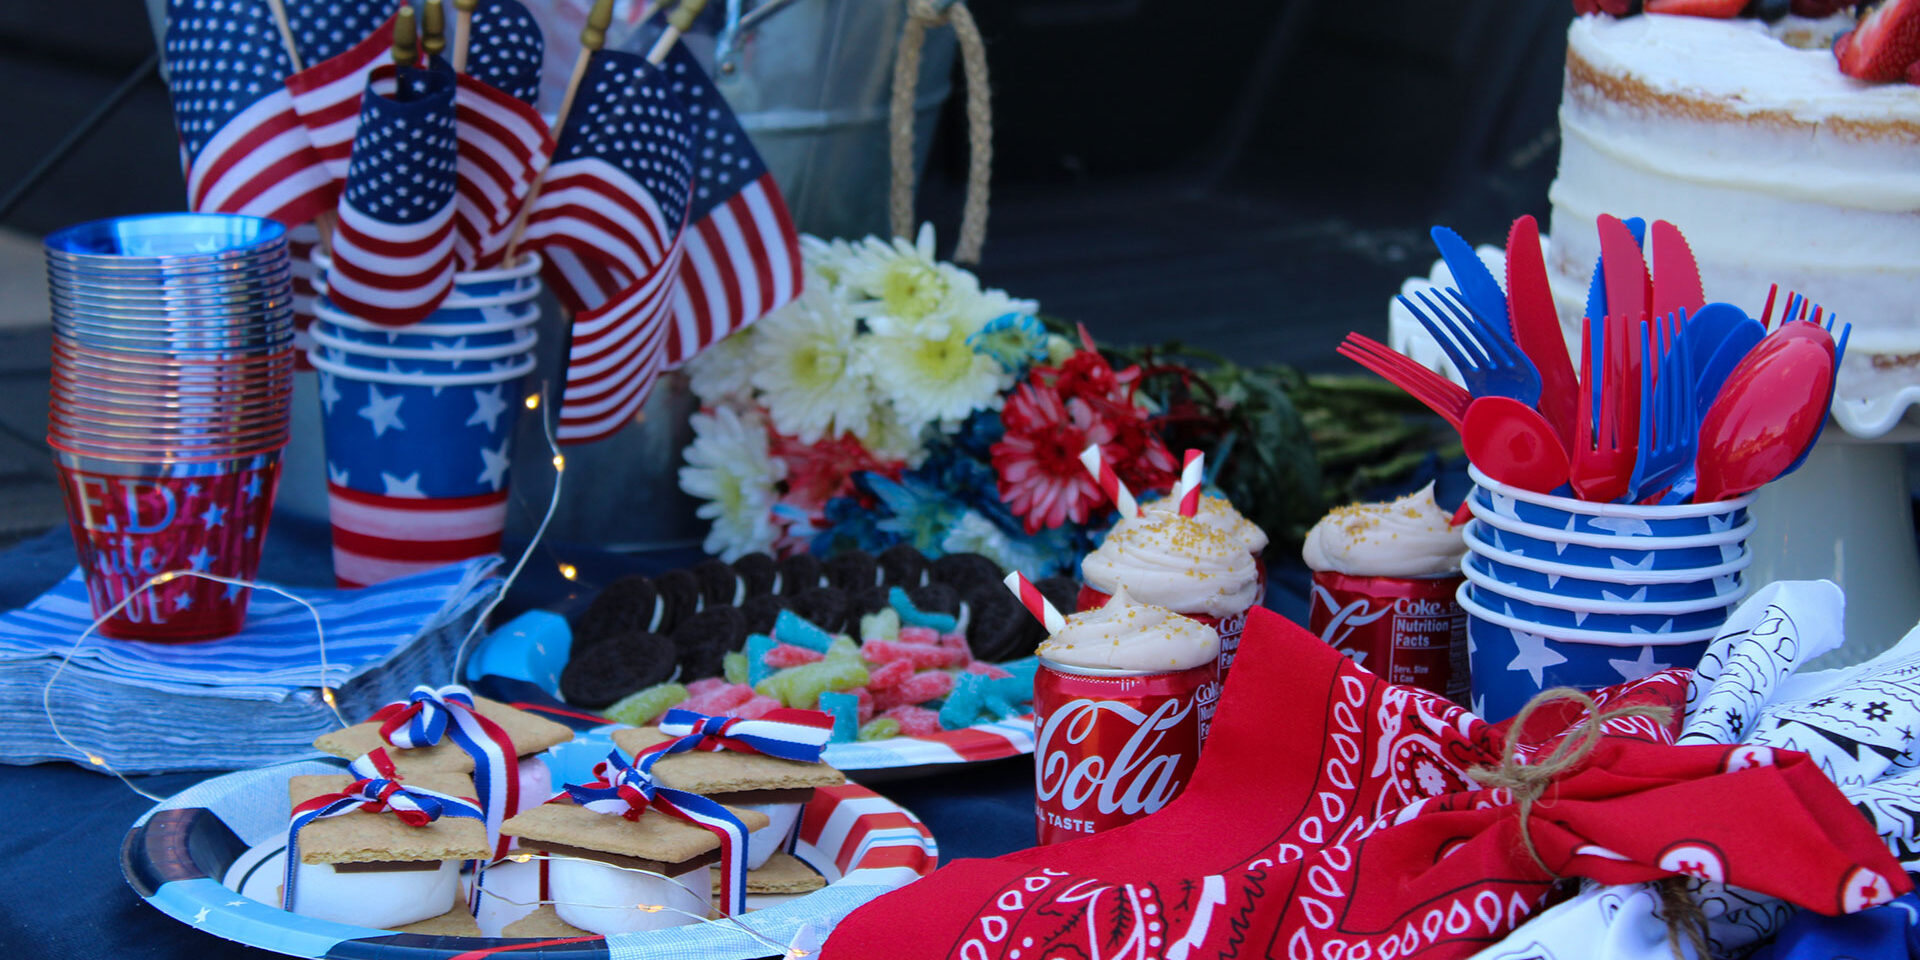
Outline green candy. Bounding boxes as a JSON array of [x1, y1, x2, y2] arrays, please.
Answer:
[[722, 651, 748, 685], [859, 608, 901, 643], [856, 717, 902, 741], [826, 636, 861, 660], [604, 682, 688, 727], [754, 656, 871, 709]]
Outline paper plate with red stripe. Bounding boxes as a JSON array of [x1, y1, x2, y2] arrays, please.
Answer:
[[123, 756, 939, 959]]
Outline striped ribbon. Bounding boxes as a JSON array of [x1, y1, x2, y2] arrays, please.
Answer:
[[371, 684, 519, 859], [563, 750, 753, 916], [637, 708, 834, 764], [283, 751, 486, 915]]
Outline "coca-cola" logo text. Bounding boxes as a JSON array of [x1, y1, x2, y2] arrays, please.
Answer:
[[1035, 696, 1194, 818]]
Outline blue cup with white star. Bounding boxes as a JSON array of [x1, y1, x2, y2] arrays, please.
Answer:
[[1461, 526, 1749, 602], [313, 296, 540, 351], [1467, 466, 1753, 540], [1459, 583, 1717, 722], [1462, 573, 1742, 633], [307, 321, 540, 375], [1465, 510, 1752, 571]]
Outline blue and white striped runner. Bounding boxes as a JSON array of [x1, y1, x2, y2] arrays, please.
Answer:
[[0, 558, 499, 692]]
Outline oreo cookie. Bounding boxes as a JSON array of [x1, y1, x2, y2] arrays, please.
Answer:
[[1036, 577, 1080, 618], [878, 544, 929, 589], [930, 553, 1002, 592], [560, 632, 677, 709], [572, 575, 661, 650], [777, 554, 825, 596], [961, 582, 1044, 663], [740, 593, 790, 635], [789, 586, 851, 635], [653, 568, 703, 634], [848, 584, 893, 620], [670, 606, 749, 680], [732, 552, 778, 598], [692, 558, 744, 608], [825, 550, 880, 592], [907, 582, 961, 617]]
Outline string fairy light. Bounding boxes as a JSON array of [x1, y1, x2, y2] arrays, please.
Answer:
[[477, 850, 801, 955], [451, 383, 567, 680], [42, 569, 340, 801]]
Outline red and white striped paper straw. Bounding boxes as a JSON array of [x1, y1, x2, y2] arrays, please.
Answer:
[[1003, 571, 1067, 634], [1176, 449, 1204, 518], [1078, 444, 1138, 519]]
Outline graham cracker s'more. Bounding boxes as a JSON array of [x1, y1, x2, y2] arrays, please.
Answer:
[[615, 723, 843, 870], [501, 774, 771, 935], [313, 685, 574, 852], [283, 771, 488, 930]]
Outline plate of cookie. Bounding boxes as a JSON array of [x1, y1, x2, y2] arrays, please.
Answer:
[[123, 745, 938, 959], [469, 546, 1081, 775]]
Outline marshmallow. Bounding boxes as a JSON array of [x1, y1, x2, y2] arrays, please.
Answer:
[[289, 860, 462, 929], [550, 857, 710, 934], [739, 802, 804, 869]]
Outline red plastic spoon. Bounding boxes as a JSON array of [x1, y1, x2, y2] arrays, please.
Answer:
[[1692, 335, 1834, 503], [1463, 396, 1571, 494]]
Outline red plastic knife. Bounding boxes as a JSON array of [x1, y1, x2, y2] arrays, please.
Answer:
[[1597, 214, 1650, 330], [1505, 215, 1579, 451], [1649, 219, 1705, 325]]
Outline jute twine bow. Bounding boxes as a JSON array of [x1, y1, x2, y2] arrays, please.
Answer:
[[889, 0, 991, 264], [1467, 688, 1708, 960]]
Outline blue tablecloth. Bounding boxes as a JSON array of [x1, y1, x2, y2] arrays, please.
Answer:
[[0, 515, 1315, 959]]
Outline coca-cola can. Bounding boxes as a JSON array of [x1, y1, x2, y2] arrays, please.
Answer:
[[1032, 655, 1219, 845], [1307, 569, 1468, 701]]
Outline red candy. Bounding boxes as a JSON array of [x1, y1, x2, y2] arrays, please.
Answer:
[[966, 662, 1013, 679], [862, 638, 956, 670], [763, 643, 825, 668], [882, 705, 942, 737], [686, 676, 732, 697], [899, 626, 941, 645], [853, 686, 875, 725], [731, 694, 785, 720], [684, 682, 754, 715], [875, 671, 954, 711], [866, 659, 915, 690]]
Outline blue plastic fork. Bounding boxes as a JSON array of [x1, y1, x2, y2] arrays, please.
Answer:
[[1397, 287, 1542, 405], [1632, 314, 1697, 503]]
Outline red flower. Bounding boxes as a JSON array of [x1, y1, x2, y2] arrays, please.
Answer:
[[992, 381, 1113, 532], [1102, 412, 1178, 495], [771, 429, 901, 516]]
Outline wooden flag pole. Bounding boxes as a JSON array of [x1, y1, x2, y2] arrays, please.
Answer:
[[264, 0, 307, 71], [423, 0, 447, 61], [451, 0, 478, 73], [647, 0, 709, 65], [497, 0, 614, 266], [392, 5, 420, 68]]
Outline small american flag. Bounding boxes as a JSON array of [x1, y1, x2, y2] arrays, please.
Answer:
[[284, 3, 401, 186], [325, 66, 461, 328], [453, 71, 553, 269], [528, 46, 800, 444], [465, 0, 546, 107], [164, 0, 333, 227]]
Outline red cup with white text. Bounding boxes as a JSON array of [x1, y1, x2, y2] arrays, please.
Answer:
[[1033, 593, 1221, 844]]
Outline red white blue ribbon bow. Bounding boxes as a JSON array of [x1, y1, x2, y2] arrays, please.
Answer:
[[371, 684, 519, 859], [564, 750, 753, 916], [283, 752, 486, 914], [640, 708, 834, 765]]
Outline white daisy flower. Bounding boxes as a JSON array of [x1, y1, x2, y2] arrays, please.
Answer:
[[800, 234, 861, 294], [678, 405, 786, 560], [748, 287, 871, 443], [843, 223, 983, 324], [859, 310, 1007, 433], [685, 331, 757, 406], [852, 399, 928, 466]]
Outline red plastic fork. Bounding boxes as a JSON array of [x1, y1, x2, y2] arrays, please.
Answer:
[[1568, 314, 1636, 502], [1337, 333, 1473, 432]]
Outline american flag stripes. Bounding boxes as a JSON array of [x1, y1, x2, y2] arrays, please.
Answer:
[[164, 0, 334, 227], [528, 46, 800, 444], [284, 5, 401, 186], [328, 484, 510, 588], [453, 72, 554, 269], [325, 66, 461, 327]]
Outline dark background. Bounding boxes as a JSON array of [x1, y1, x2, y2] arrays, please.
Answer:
[[0, 0, 1575, 372]]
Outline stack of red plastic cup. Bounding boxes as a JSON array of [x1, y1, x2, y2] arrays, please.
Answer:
[[44, 213, 293, 641]]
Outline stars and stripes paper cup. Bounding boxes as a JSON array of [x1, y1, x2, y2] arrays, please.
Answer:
[[1458, 583, 1716, 722], [1467, 465, 1752, 539], [1460, 529, 1749, 603], [307, 323, 540, 375], [307, 351, 530, 588], [312, 297, 540, 350], [1462, 577, 1740, 634], [51, 450, 282, 642], [1465, 508, 1752, 570]]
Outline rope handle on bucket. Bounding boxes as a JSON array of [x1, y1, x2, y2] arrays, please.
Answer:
[[890, 0, 992, 264]]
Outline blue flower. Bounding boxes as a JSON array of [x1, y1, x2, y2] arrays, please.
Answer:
[[967, 313, 1051, 375], [865, 472, 968, 554], [811, 493, 901, 555]]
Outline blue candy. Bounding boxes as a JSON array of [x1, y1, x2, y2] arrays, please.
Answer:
[[774, 609, 836, 653], [746, 633, 777, 685], [816, 690, 860, 743], [889, 586, 958, 634], [938, 672, 988, 730]]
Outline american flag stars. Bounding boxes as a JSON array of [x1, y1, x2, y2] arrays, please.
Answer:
[[467, 0, 545, 106]]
